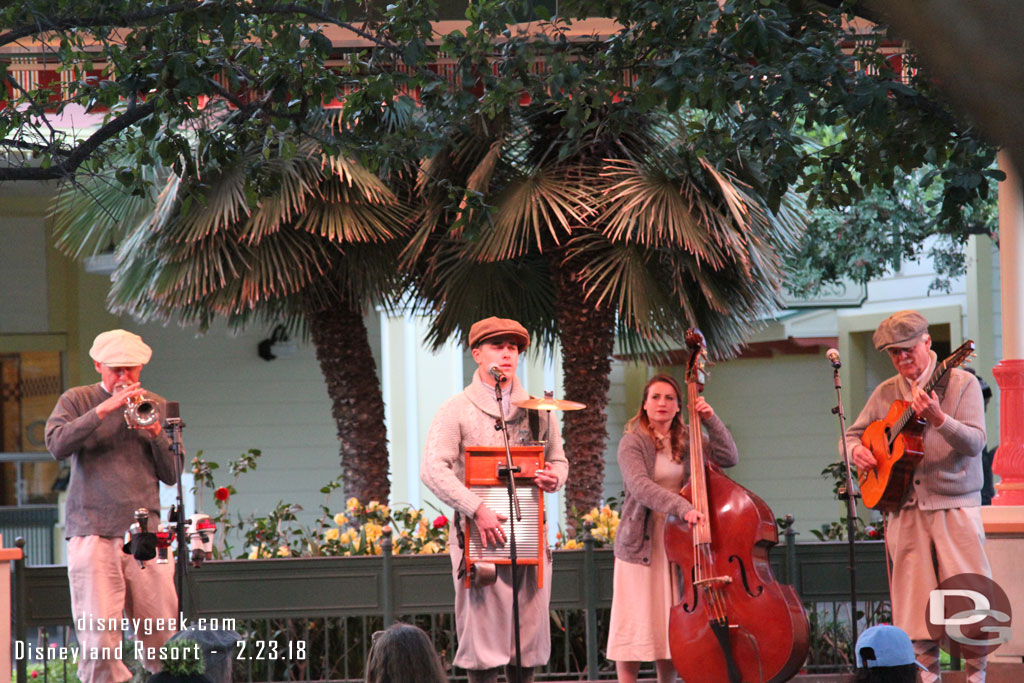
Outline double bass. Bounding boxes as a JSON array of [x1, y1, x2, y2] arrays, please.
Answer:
[[664, 329, 809, 683]]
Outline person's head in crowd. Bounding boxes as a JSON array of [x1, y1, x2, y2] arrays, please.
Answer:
[[854, 624, 926, 683], [963, 366, 993, 410], [365, 622, 447, 683]]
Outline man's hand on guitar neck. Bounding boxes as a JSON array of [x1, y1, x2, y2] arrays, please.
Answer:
[[911, 381, 946, 428]]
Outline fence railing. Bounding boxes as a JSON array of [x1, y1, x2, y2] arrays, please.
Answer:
[[11, 531, 891, 682], [0, 505, 58, 565]]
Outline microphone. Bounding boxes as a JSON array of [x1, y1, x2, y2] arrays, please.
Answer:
[[826, 348, 841, 369], [487, 363, 508, 383]]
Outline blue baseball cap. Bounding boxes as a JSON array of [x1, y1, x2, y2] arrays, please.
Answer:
[[855, 625, 927, 670]]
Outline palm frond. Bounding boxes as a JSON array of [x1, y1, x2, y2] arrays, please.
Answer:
[[51, 162, 172, 259], [408, 247, 559, 353], [463, 164, 596, 261]]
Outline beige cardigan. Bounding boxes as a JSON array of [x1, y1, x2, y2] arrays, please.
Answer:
[[421, 371, 568, 518]]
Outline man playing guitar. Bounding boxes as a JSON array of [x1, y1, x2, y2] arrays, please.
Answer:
[[844, 310, 990, 683]]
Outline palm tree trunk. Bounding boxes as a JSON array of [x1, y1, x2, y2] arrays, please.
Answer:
[[306, 292, 391, 503], [549, 256, 616, 533]]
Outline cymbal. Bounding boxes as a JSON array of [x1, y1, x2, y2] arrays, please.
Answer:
[[513, 397, 587, 411]]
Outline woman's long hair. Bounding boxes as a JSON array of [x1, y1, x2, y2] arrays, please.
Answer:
[[624, 373, 686, 463], [365, 622, 448, 683]]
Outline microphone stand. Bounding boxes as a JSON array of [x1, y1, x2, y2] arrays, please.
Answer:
[[492, 379, 523, 683], [164, 402, 189, 618], [830, 360, 859, 645]]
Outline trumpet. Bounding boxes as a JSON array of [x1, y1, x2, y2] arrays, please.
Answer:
[[117, 384, 160, 428]]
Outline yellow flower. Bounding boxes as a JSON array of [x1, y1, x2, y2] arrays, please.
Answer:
[[365, 523, 383, 542], [276, 545, 291, 557], [324, 528, 340, 542], [564, 539, 582, 550], [400, 530, 410, 538], [334, 513, 348, 526], [367, 500, 380, 512], [346, 497, 361, 512], [420, 541, 440, 555]]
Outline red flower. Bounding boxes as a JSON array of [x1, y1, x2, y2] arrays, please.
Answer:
[[32, 672, 39, 679], [433, 515, 448, 529], [215, 487, 231, 502], [867, 526, 879, 539]]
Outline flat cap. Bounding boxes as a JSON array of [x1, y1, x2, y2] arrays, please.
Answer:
[[89, 329, 153, 366], [873, 310, 929, 351], [468, 317, 529, 351]]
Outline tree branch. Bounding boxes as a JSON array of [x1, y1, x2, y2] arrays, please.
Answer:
[[0, 100, 156, 181]]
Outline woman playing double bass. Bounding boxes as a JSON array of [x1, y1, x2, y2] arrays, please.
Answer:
[[606, 374, 739, 683]]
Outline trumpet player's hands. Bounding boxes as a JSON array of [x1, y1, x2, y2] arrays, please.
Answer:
[[95, 382, 144, 421], [474, 503, 508, 547], [138, 420, 164, 439]]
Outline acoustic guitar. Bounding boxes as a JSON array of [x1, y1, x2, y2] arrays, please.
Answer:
[[858, 340, 975, 511]]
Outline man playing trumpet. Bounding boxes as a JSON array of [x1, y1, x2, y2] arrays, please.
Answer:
[[45, 329, 180, 682]]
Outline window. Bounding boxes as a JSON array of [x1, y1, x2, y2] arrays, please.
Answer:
[[1, 351, 63, 505]]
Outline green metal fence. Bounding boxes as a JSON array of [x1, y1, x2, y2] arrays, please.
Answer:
[[10, 531, 891, 682]]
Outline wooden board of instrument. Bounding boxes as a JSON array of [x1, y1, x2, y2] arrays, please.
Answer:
[[464, 446, 545, 588]]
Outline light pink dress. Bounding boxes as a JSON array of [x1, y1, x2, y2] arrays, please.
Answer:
[[606, 442, 685, 662]]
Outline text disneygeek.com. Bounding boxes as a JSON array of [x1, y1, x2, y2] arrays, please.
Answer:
[[14, 613, 239, 664]]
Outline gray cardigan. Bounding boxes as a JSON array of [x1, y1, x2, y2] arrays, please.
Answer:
[[614, 415, 738, 565], [843, 356, 986, 509]]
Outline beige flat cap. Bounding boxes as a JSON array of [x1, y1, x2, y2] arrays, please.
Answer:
[[89, 329, 153, 366], [873, 310, 929, 351]]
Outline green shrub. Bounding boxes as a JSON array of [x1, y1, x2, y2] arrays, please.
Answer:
[[159, 639, 205, 677]]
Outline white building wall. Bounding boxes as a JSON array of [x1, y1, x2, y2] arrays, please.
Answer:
[[134, 318, 345, 544], [0, 217, 49, 333], [704, 353, 844, 535]]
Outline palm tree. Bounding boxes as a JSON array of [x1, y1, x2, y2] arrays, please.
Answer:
[[51, 118, 411, 503], [406, 105, 801, 522]]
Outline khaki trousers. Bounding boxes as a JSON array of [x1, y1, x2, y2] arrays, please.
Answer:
[[67, 535, 178, 683], [449, 541, 553, 670], [886, 506, 990, 640], [887, 506, 990, 681]]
